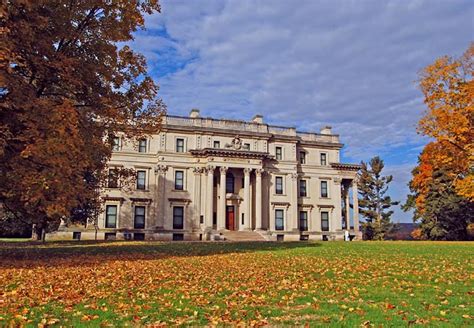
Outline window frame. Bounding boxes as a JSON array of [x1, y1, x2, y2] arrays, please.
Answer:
[[275, 176, 284, 195], [176, 138, 185, 153], [320, 152, 327, 166], [299, 179, 307, 197], [226, 173, 235, 194], [275, 146, 283, 160], [321, 211, 329, 231], [138, 139, 147, 153], [107, 169, 119, 188], [173, 206, 184, 229], [213, 140, 220, 149], [134, 206, 146, 229], [275, 209, 284, 231], [320, 180, 329, 198], [112, 137, 120, 151], [299, 211, 308, 231], [175, 170, 184, 190], [105, 205, 117, 228], [299, 151, 306, 164], [136, 170, 146, 190]]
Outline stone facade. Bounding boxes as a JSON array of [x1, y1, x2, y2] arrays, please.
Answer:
[[48, 109, 361, 241]]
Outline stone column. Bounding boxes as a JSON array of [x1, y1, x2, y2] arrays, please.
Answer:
[[333, 178, 342, 231], [193, 167, 203, 229], [218, 166, 227, 230], [255, 168, 264, 230], [154, 164, 168, 229], [345, 184, 351, 230], [352, 178, 359, 233], [243, 168, 252, 230], [290, 173, 299, 231], [206, 166, 215, 229]]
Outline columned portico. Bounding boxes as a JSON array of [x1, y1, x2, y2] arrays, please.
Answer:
[[352, 179, 360, 234]]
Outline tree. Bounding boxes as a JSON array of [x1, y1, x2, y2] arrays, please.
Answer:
[[415, 168, 474, 240], [404, 44, 473, 240], [358, 156, 399, 240], [0, 1, 165, 239]]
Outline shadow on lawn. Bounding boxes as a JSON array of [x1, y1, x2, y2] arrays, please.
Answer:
[[0, 240, 322, 268]]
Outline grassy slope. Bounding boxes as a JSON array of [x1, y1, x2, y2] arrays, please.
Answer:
[[0, 241, 472, 327]]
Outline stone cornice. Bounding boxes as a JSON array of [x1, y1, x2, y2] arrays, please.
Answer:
[[330, 163, 362, 171], [190, 148, 274, 160]]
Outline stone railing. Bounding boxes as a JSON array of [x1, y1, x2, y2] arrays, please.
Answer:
[[297, 132, 339, 143], [164, 115, 339, 143]]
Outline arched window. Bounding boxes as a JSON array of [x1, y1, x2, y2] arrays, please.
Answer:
[[226, 173, 235, 193]]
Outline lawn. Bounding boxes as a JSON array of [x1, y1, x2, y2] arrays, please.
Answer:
[[0, 241, 472, 327]]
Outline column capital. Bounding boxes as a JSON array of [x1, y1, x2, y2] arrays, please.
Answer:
[[220, 166, 228, 175], [155, 164, 168, 174], [193, 167, 204, 174], [206, 165, 215, 174], [243, 167, 252, 176], [334, 177, 342, 185], [255, 168, 265, 177], [352, 177, 360, 186], [290, 172, 299, 180]]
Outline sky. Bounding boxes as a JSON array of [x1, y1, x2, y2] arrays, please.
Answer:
[[131, 0, 473, 223]]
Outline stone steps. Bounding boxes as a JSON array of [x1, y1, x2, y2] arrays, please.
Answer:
[[220, 230, 267, 242]]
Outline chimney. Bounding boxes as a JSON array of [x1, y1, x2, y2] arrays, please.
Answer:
[[320, 126, 332, 135], [251, 114, 263, 124], [189, 108, 200, 118]]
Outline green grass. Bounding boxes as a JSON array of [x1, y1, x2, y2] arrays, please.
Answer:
[[0, 241, 472, 326]]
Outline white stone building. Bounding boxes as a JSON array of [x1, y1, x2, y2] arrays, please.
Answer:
[[49, 109, 361, 241]]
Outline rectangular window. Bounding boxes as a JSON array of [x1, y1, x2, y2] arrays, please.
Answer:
[[105, 205, 117, 228], [137, 170, 146, 190], [299, 211, 308, 231], [244, 143, 250, 150], [176, 138, 184, 152], [226, 174, 234, 193], [275, 209, 284, 230], [321, 211, 329, 231], [213, 140, 220, 148], [321, 180, 328, 198], [299, 180, 307, 197], [300, 151, 306, 164], [175, 170, 184, 190], [320, 153, 327, 166], [107, 169, 119, 188], [72, 232, 81, 240], [173, 206, 184, 229], [112, 137, 120, 151], [275, 146, 282, 160], [138, 139, 147, 153], [134, 206, 145, 229], [275, 176, 283, 194]]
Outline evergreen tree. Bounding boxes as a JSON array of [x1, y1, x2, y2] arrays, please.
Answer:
[[404, 168, 474, 240], [358, 156, 399, 240]]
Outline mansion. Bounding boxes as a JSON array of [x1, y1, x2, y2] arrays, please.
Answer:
[[49, 109, 361, 241]]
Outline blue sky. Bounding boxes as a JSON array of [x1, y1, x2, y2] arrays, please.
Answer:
[[131, 0, 473, 223]]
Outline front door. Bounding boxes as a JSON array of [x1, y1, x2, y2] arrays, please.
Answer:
[[226, 206, 235, 230]]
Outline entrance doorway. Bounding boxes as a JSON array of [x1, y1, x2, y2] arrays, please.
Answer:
[[226, 205, 235, 230]]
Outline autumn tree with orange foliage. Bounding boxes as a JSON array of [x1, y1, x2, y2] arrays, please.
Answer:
[[0, 1, 165, 239], [403, 44, 474, 240]]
